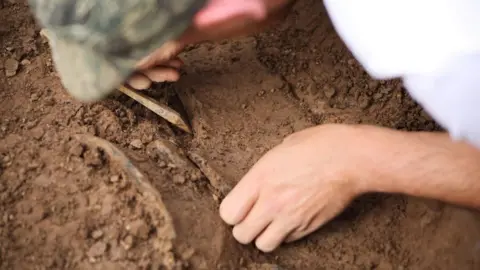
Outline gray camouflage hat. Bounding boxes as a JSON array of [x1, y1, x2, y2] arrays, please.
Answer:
[[28, 0, 207, 102]]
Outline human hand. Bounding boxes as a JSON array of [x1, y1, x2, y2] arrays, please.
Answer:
[[219, 124, 371, 252], [126, 0, 295, 91], [126, 40, 186, 90]]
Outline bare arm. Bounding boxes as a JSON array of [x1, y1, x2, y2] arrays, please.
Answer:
[[358, 126, 480, 208]]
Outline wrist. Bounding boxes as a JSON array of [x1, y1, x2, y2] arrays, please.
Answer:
[[350, 127, 448, 195], [338, 125, 480, 208], [308, 124, 391, 196], [341, 125, 407, 195]]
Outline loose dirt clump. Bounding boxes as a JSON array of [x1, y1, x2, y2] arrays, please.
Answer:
[[1, 1, 480, 269]]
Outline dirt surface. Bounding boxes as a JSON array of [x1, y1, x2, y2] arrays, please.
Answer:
[[1, 1, 480, 269]]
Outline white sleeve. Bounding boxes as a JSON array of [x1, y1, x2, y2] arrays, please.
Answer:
[[403, 54, 480, 148], [323, 0, 480, 147]]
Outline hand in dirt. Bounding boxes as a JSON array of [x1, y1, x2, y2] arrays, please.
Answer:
[[219, 124, 367, 252], [126, 41, 186, 90]]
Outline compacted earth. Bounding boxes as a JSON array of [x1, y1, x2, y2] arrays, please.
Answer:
[[1, 1, 480, 269]]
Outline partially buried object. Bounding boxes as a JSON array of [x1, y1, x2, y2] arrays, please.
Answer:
[[117, 85, 192, 134]]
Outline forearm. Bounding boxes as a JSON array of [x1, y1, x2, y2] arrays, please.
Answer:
[[359, 126, 480, 208]]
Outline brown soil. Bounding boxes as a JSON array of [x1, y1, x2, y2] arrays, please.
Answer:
[[1, 1, 480, 269]]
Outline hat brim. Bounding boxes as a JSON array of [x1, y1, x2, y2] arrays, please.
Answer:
[[47, 32, 133, 102]]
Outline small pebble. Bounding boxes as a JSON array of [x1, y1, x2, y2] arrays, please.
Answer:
[[121, 235, 134, 250], [181, 247, 195, 260], [127, 219, 150, 240], [31, 127, 45, 140], [30, 205, 46, 222], [25, 120, 38, 129], [87, 242, 107, 257], [30, 93, 39, 102], [368, 81, 379, 90], [172, 175, 186, 184], [130, 139, 143, 149], [110, 175, 119, 183], [91, 230, 104, 240], [373, 93, 383, 100], [110, 244, 126, 261], [324, 86, 336, 98], [20, 59, 31, 65], [158, 161, 167, 168], [5, 58, 19, 77], [83, 149, 103, 167], [272, 79, 286, 90], [69, 143, 84, 157]]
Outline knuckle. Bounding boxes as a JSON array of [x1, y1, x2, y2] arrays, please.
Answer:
[[263, 193, 287, 214], [262, 200, 281, 216], [287, 213, 303, 229]]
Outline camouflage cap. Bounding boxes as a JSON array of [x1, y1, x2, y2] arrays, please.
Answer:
[[28, 0, 207, 102]]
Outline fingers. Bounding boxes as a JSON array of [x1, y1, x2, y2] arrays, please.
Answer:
[[219, 170, 262, 225], [126, 59, 184, 90], [220, 165, 268, 244], [163, 58, 184, 69], [284, 205, 338, 243], [127, 68, 180, 90], [127, 73, 152, 90], [142, 67, 180, 83], [231, 200, 273, 245], [220, 162, 291, 252], [255, 219, 295, 253]]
